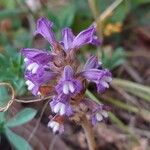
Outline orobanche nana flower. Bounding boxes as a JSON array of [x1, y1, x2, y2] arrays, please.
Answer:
[[21, 17, 112, 134]]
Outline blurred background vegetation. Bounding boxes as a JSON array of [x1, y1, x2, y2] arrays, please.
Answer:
[[0, 0, 150, 150]]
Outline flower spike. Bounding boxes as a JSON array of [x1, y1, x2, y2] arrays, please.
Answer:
[[21, 17, 111, 134]]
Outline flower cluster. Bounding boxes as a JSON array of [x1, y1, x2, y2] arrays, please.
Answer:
[[21, 17, 112, 134]]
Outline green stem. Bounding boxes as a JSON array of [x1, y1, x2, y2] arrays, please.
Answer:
[[85, 89, 100, 104]]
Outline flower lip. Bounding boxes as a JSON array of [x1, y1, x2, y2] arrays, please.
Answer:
[[53, 102, 66, 115], [24, 58, 29, 62], [92, 105, 109, 125], [48, 115, 64, 134], [50, 95, 73, 116], [48, 120, 60, 133], [63, 82, 75, 94], [94, 110, 108, 122], [25, 70, 56, 95], [25, 80, 35, 90], [27, 62, 39, 74], [56, 65, 82, 96], [95, 113, 103, 121]]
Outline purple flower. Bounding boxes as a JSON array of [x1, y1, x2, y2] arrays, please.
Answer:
[[48, 115, 64, 133], [34, 17, 57, 47], [91, 109, 108, 125], [25, 71, 55, 95], [48, 120, 64, 133], [83, 55, 100, 70], [50, 95, 73, 116], [34, 17, 101, 53], [83, 99, 109, 125], [81, 56, 112, 94], [71, 25, 101, 49], [61, 27, 75, 51], [21, 17, 112, 134], [61, 25, 101, 52], [22, 48, 54, 75], [56, 66, 82, 95]]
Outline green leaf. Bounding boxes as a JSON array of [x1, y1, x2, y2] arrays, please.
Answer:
[[110, 1, 129, 22], [13, 79, 26, 96], [58, 4, 76, 28], [0, 112, 5, 122], [0, 53, 7, 67], [0, 112, 6, 133], [0, 9, 23, 20], [111, 59, 124, 70], [111, 48, 124, 60], [14, 30, 32, 48], [101, 47, 125, 70], [5, 128, 32, 150], [0, 86, 10, 108], [6, 108, 37, 128], [47, 9, 60, 30], [1, 0, 16, 9], [85, 89, 100, 104], [130, 0, 150, 8]]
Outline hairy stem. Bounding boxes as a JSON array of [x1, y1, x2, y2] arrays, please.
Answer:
[[81, 115, 96, 150]]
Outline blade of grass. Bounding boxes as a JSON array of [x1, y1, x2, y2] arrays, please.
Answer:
[[85, 89, 100, 104], [108, 112, 138, 142], [103, 96, 150, 122], [112, 78, 150, 94], [0, 9, 24, 20], [128, 90, 150, 102], [112, 78, 150, 102], [104, 96, 138, 113]]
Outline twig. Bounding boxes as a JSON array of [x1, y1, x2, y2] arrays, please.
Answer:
[[133, 128, 150, 138], [49, 135, 57, 150], [81, 115, 96, 150], [92, 0, 124, 39], [0, 83, 15, 112], [27, 100, 49, 142], [112, 84, 139, 106], [95, 0, 124, 24], [15, 95, 52, 103], [123, 62, 143, 83], [88, 0, 99, 19], [126, 51, 150, 59], [0, 82, 52, 112]]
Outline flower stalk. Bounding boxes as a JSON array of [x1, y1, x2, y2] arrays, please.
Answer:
[[81, 115, 96, 150]]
